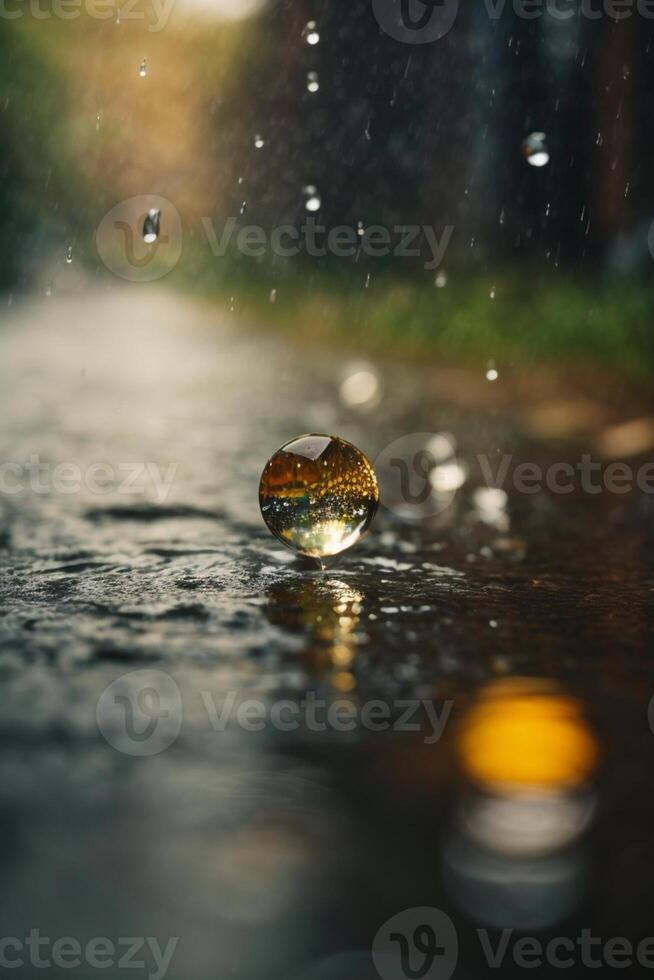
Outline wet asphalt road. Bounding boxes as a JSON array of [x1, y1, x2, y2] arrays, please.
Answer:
[[1, 288, 654, 979]]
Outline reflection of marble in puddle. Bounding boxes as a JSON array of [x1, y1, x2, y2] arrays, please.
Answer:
[[265, 577, 365, 683]]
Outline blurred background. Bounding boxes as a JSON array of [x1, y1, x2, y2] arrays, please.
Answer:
[[2, 4, 654, 980], [2, 0, 654, 377]]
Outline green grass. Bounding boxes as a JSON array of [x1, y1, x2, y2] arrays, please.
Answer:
[[173, 249, 654, 379]]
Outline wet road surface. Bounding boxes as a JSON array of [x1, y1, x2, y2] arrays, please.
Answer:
[[1, 288, 654, 979]]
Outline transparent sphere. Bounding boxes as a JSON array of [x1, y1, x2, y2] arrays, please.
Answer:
[[259, 434, 378, 558]]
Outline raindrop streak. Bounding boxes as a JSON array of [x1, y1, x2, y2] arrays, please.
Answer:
[[486, 362, 499, 382], [269, 288, 277, 304], [139, 58, 147, 78], [435, 270, 447, 288], [303, 185, 321, 213], [66, 246, 73, 264], [254, 134, 265, 149], [302, 20, 320, 45], [357, 221, 365, 237], [522, 131, 549, 168], [240, 201, 247, 215], [307, 71, 319, 93], [142, 209, 160, 244]]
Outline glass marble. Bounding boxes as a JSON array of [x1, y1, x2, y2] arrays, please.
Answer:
[[259, 434, 378, 558]]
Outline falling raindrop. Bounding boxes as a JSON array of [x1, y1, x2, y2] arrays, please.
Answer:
[[139, 58, 147, 78], [522, 132, 549, 168], [142, 209, 160, 243], [357, 221, 365, 237], [95, 114, 101, 132], [489, 285, 496, 299], [269, 288, 277, 304], [486, 361, 499, 382], [66, 245, 73, 264], [435, 270, 448, 288], [302, 20, 320, 45], [364, 272, 371, 289], [307, 71, 319, 93], [237, 176, 244, 185], [302, 185, 321, 213], [254, 134, 265, 149], [240, 201, 247, 215], [45, 284, 52, 297]]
